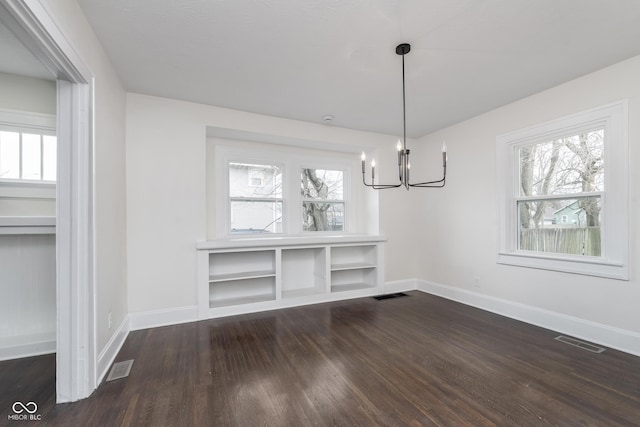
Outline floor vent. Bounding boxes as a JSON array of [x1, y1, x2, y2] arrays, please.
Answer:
[[373, 292, 409, 301], [555, 336, 605, 353], [106, 359, 134, 382]]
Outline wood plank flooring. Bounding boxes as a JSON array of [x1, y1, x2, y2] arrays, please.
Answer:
[[1, 291, 640, 426]]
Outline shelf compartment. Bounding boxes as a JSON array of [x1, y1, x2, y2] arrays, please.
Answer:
[[281, 247, 326, 298], [209, 276, 276, 308], [209, 250, 275, 279], [330, 245, 377, 269], [209, 293, 275, 308], [330, 268, 376, 292]]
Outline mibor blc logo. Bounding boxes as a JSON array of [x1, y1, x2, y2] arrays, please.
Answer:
[[8, 401, 41, 421]]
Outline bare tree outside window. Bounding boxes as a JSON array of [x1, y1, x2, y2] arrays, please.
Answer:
[[518, 129, 603, 255], [301, 168, 344, 231]]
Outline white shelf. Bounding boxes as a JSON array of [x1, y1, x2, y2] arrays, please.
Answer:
[[209, 270, 275, 283], [209, 293, 275, 308], [0, 216, 56, 235], [331, 262, 376, 271]]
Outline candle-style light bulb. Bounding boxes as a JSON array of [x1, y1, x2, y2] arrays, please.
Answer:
[[442, 141, 447, 167], [361, 151, 366, 161], [371, 158, 376, 181], [396, 139, 402, 151], [371, 159, 376, 168]]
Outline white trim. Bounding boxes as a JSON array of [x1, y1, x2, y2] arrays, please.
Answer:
[[96, 315, 130, 385], [129, 306, 199, 331], [496, 100, 629, 280], [0, 333, 56, 361], [0, 108, 56, 132], [416, 279, 640, 357], [0, 180, 56, 199], [0, 215, 55, 234], [382, 278, 417, 294], [197, 234, 385, 250]]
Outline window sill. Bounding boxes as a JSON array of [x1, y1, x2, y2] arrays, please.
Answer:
[[0, 180, 56, 199], [497, 251, 628, 280], [197, 234, 386, 250]]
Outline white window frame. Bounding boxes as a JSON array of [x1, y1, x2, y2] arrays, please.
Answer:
[[496, 100, 628, 280], [0, 108, 56, 199], [228, 161, 284, 234], [215, 144, 355, 237]]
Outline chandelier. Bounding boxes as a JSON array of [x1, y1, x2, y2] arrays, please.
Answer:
[[362, 43, 447, 190]]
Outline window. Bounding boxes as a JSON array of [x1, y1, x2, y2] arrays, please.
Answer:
[[301, 168, 344, 231], [214, 143, 356, 237], [497, 101, 628, 279], [517, 128, 603, 256], [229, 162, 282, 234], [0, 110, 57, 184], [0, 130, 57, 182]]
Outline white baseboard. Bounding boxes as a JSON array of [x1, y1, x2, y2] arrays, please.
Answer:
[[129, 306, 198, 331], [417, 279, 640, 357], [96, 315, 130, 384], [0, 333, 56, 361], [383, 279, 417, 294]]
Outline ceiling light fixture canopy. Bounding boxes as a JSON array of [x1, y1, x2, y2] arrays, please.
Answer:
[[362, 43, 447, 190]]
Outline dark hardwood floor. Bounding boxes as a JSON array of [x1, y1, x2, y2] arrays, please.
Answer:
[[2, 291, 640, 426]]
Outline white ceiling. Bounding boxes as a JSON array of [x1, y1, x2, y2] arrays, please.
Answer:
[[77, 0, 640, 138], [0, 19, 54, 80]]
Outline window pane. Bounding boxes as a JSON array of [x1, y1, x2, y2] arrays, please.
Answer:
[[231, 200, 282, 234], [301, 169, 343, 200], [303, 202, 344, 231], [518, 197, 601, 256], [519, 129, 604, 197], [42, 135, 57, 181], [22, 133, 42, 180], [0, 131, 20, 179], [229, 163, 281, 198]]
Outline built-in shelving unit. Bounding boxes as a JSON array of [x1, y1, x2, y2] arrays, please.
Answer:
[[197, 235, 385, 319]]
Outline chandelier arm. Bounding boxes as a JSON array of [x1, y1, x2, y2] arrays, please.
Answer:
[[408, 167, 447, 187], [362, 172, 402, 189]]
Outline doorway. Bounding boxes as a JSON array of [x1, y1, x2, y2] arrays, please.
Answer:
[[0, 1, 96, 403]]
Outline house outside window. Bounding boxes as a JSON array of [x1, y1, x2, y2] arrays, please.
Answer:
[[229, 162, 282, 234], [497, 101, 628, 279]]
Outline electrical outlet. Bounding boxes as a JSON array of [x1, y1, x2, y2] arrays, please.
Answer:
[[108, 312, 112, 329]]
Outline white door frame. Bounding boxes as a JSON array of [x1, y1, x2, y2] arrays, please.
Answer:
[[0, 0, 96, 402]]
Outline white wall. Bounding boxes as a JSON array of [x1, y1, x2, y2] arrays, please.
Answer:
[[414, 55, 640, 346], [41, 0, 128, 355], [0, 234, 56, 359], [0, 73, 57, 216], [0, 71, 56, 114], [126, 93, 413, 314]]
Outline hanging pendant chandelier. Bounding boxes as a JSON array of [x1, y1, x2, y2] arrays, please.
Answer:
[[362, 43, 447, 190]]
